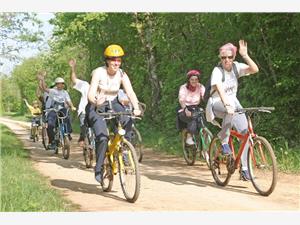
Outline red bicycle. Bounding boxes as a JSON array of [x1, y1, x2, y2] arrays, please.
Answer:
[[209, 107, 277, 196]]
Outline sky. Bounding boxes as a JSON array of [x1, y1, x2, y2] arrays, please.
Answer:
[[0, 13, 55, 75]]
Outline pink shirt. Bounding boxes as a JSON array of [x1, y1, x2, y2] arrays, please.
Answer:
[[178, 83, 205, 106]]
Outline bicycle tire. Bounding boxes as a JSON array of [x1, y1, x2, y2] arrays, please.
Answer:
[[182, 130, 197, 166], [132, 126, 143, 163], [83, 146, 93, 168], [248, 136, 277, 196], [102, 156, 114, 192], [41, 126, 48, 150], [32, 127, 37, 142], [62, 136, 70, 159], [200, 127, 213, 169], [209, 136, 232, 186], [118, 139, 140, 203]]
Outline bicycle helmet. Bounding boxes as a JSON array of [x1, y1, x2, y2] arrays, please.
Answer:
[[104, 44, 125, 58]]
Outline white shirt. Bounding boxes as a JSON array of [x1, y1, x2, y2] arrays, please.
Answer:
[[92, 66, 126, 101], [49, 87, 71, 108], [73, 78, 89, 116]]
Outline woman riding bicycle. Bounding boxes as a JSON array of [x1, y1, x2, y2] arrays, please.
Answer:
[[205, 40, 259, 181], [86, 44, 141, 184], [177, 70, 205, 145]]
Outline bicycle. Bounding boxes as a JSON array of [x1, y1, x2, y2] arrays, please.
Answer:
[[129, 102, 146, 163], [45, 105, 71, 159], [83, 126, 95, 168], [31, 116, 42, 142], [97, 110, 141, 203], [182, 107, 213, 168], [209, 107, 277, 196]]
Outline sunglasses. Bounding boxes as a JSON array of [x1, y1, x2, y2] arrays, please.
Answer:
[[221, 55, 234, 60]]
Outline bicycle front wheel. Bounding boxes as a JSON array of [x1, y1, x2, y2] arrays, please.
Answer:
[[118, 139, 140, 203], [200, 127, 213, 169], [41, 126, 48, 150], [132, 126, 143, 163], [182, 130, 197, 166], [62, 136, 70, 159], [248, 136, 277, 196], [209, 136, 232, 186], [102, 156, 114, 192]]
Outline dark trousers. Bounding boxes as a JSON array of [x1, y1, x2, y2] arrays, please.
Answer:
[[85, 98, 132, 174], [178, 105, 201, 135], [79, 112, 87, 141], [47, 108, 72, 143]]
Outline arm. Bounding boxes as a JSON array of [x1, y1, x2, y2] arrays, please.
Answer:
[[23, 98, 30, 108], [69, 58, 77, 86], [214, 84, 234, 114], [121, 73, 140, 115], [37, 71, 50, 93], [88, 69, 101, 105], [239, 40, 259, 74]]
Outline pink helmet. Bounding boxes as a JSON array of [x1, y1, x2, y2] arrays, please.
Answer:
[[186, 69, 201, 80]]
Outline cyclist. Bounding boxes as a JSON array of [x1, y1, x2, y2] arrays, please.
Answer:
[[86, 44, 141, 184], [38, 75, 76, 150], [69, 58, 90, 147], [205, 40, 259, 181], [177, 69, 205, 145], [23, 98, 42, 139]]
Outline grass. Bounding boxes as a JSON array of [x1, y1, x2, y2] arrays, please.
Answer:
[[0, 124, 79, 211]]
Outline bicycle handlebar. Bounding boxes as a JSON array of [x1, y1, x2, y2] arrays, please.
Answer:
[[236, 107, 275, 114], [44, 107, 70, 119], [97, 111, 142, 120]]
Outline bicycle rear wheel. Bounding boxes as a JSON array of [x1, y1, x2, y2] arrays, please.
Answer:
[[209, 136, 232, 186], [62, 136, 70, 159], [102, 156, 114, 192], [118, 139, 140, 203], [248, 136, 277, 196], [131, 126, 143, 163], [200, 127, 213, 169], [182, 130, 197, 166]]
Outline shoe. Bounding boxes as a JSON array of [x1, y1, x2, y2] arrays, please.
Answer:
[[47, 142, 56, 150], [185, 136, 194, 145], [221, 143, 232, 155], [241, 170, 251, 181], [95, 171, 103, 184]]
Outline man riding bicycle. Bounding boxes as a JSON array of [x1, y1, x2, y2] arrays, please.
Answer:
[[86, 44, 141, 184], [38, 74, 76, 150], [23, 98, 42, 140], [177, 70, 205, 145], [205, 40, 259, 181]]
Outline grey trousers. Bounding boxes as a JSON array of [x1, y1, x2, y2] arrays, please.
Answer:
[[212, 100, 249, 170]]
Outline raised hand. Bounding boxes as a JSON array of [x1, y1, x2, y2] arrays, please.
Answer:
[[69, 58, 76, 68], [239, 40, 248, 57]]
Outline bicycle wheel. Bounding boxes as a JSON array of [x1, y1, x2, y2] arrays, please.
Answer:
[[132, 126, 143, 163], [248, 136, 277, 196], [83, 146, 93, 168], [118, 139, 140, 203], [41, 126, 48, 150], [209, 136, 232, 186], [182, 130, 197, 165], [102, 156, 114, 192], [62, 136, 70, 159], [200, 127, 213, 169], [32, 127, 37, 142]]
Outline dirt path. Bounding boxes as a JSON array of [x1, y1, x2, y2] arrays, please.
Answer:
[[1, 117, 299, 211]]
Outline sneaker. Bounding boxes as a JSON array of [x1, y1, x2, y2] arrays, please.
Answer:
[[241, 170, 251, 181], [95, 171, 103, 184], [47, 142, 56, 150], [185, 136, 194, 145], [221, 143, 232, 155]]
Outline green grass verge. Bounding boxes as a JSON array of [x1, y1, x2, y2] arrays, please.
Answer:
[[0, 124, 79, 211]]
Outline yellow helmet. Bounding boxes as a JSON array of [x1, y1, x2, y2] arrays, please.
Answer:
[[104, 44, 125, 58]]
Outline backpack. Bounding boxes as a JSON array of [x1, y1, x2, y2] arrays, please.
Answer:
[[203, 63, 239, 102]]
